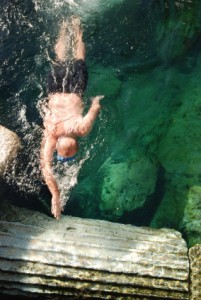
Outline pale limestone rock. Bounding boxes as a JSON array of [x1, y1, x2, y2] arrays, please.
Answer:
[[0, 125, 21, 177], [0, 126, 21, 197]]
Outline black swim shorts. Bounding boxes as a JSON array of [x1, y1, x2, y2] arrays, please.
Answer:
[[47, 59, 88, 96]]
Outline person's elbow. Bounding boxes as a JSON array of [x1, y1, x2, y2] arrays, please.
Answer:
[[77, 124, 91, 137]]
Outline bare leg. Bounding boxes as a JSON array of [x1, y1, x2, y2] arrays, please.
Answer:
[[71, 16, 86, 60], [54, 21, 70, 62]]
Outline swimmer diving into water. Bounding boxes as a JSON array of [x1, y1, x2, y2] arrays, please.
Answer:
[[40, 17, 104, 219]]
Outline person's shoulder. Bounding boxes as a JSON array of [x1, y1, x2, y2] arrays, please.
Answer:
[[48, 93, 63, 103], [66, 93, 82, 103]]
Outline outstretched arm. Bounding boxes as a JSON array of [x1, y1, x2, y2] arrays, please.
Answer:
[[40, 133, 62, 219], [76, 95, 104, 136]]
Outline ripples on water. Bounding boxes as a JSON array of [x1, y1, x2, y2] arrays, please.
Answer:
[[0, 0, 93, 207], [1, 0, 201, 218]]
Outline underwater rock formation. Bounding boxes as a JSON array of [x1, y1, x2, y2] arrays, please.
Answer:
[[154, 0, 201, 64], [100, 152, 157, 219], [151, 56, 201, 235], [0, 202, 189, 299]]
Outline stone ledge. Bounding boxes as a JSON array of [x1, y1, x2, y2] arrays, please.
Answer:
[[0, 202, 189, 299]]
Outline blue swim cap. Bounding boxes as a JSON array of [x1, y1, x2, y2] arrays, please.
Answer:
[[57, 154, 76, 162]]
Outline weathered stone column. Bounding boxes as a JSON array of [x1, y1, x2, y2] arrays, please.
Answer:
[[189, 244, 201, 300], [0, 203, 189, 299]]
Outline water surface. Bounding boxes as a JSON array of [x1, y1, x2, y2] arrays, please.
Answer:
[[1, 0, 201, 245]]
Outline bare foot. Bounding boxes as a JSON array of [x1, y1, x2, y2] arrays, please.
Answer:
[[71, 15, 81, 28], [54, 20, 70, 61], [71, 15, 82, 38], [51, 203, 61, 219], [51, 196, 64, 219]]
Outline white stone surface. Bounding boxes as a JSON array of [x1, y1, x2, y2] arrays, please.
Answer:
[[0, 125, 21, 177], [0, 202, 189, 299]]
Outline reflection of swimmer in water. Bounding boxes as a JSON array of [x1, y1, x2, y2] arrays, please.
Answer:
[[40, 17, 104, 219]]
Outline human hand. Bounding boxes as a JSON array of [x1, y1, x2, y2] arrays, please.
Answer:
[[51, 194, 64, 220], [92, 95, 105, 105]]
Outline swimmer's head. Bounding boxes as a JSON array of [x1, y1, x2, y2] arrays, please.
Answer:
[[56, 136, 78, 159]]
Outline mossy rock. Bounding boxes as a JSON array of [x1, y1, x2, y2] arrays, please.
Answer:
[[182, 186, 201, 247], [100, 152, 157, 219]]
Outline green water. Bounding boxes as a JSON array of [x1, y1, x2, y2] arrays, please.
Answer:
[[1, 0, 201, 246]]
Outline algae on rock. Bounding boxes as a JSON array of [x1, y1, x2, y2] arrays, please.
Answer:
[[100, 152, 157, 219], [182, 186, 201, 247], [151, 56, 201, 237]]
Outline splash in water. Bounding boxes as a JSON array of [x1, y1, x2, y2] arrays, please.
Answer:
[[53, 149, 90, 207], [5, 96, 92, 208]]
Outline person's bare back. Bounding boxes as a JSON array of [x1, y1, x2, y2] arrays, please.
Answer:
[[44, 93, 83, 138], [44, 92, 102, 139]]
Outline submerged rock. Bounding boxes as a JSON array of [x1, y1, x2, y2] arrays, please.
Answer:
[[70, 64, 184, 221], [155, 1, 201, 63], [151, 56, 201, 237], [100, 152, 157, 219]]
